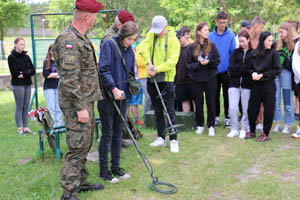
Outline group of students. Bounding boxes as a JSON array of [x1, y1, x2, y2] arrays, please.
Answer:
[[174, 12, 300, 142], [7, 6, 300, 198]]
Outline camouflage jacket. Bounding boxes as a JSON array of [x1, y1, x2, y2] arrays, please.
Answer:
[[100, 25, 118, 48], [53, 25, 104, 111]]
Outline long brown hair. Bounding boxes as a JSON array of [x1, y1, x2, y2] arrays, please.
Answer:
[[238, 30, 252, 50], [276, 22, 294, 52], [11, 37, 25, 53], [193, 22, 211, 60], [44, 44, 53, 70]]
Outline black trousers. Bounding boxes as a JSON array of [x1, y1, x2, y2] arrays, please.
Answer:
[[98, 98, 127, 175], [191, 77, 217, 128], [147, 81, 177, 140], [248, 80, 276, 136], [216, 73, 229, 118]]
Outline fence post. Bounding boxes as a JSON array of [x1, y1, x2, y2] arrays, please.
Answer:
[[0, 40, 3, 70]]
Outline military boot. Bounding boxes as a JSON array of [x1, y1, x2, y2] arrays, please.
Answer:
[[78, 182, 104, 193], [61, 193, 79, 200]]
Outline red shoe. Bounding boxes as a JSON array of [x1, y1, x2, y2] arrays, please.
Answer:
[[256, 133, 270, 142], [245, 131, 256, 139]]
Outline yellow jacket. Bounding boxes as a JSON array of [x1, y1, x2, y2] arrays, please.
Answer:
[[138, 26, 180, 82]]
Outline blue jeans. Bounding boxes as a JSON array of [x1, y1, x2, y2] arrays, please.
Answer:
[[44, 88, 63, 127], [98, 99, 127, 175], [274, 69, 295, 124]]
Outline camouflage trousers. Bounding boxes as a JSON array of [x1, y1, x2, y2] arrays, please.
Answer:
[[60, 102, 95, 195]]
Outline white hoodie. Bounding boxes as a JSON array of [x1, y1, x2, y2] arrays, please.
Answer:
[[292, 41, 300, 84]]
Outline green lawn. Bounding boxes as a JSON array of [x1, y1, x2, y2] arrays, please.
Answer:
[[0, 89, 300, 200]]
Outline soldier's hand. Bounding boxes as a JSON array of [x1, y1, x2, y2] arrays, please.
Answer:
[[77, 109, 89, 123], [112, 88, 125, 100]]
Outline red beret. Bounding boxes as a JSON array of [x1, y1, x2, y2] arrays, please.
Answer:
[[75, 0, 103, 13], [118, 10, 135, 24]]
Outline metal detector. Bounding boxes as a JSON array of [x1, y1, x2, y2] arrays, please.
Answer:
[[107, 91, 178, 194], [150, 73, 185, 136]]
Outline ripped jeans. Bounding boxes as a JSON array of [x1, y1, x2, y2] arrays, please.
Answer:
[[274, 69, 295, 125]]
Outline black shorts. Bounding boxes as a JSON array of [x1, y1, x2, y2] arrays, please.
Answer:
[[295, 83, 300, 98], [175, 83, 194, 102]]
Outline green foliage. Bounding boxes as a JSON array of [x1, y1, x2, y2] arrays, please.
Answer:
[[47, 0, 74, 35], [0, 0, 29, 57], [47, 0, 169, 37], [0, 0, 29, 38], [160, 0, 300, 35]]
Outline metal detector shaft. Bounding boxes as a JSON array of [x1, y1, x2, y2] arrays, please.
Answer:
[[107, 91, 177, 194], [108, 93, 156, 180], [152, 78, 174, 126]]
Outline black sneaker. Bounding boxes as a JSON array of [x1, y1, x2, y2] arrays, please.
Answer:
[[112, 168, 131, 179], [100, 171, 119, 183]]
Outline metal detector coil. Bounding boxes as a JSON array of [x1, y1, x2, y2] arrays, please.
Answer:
[[107, 91, 178, 194]]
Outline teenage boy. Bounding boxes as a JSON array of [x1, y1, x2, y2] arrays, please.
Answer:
[[209, 11, 236, 127], [175, 30, 194, 112], [139, 16, 180, 153]]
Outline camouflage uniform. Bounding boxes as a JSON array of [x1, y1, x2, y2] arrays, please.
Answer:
[[100, 25, 118, 48], [53, 24, 104, 196]]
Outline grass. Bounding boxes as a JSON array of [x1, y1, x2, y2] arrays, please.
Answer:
[[0, 89, 300, 200]]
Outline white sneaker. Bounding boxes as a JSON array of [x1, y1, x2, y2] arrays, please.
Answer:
[[149, 137, 166, 147], [239, 129, 247, 139], [292, 126, 300, 138], [226, 130, 239, 138], [256, 123, 263, 132], [273, 124, 281, 132], [170, 140, 179, 153], [196, 126, 204, 135], [208, 127, 215, 137], [282, 125, 290, 134]]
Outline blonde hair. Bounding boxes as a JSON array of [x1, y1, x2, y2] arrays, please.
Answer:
[[276, 22, 294, 52]]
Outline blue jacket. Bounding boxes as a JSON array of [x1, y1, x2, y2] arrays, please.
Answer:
[[99, 37, 135, 99], [209, 26, 236, 73]]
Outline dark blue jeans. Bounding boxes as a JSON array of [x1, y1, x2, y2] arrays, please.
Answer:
[[98, 98, 127, 175], [147, 81, 177, 140]]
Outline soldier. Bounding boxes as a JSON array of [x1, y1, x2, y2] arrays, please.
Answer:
[[100, 10, 135, 47], [52, 0, 104, 199]]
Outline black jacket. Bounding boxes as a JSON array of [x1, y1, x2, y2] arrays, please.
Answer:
[[249, 48, 281, 82], [228, 48, 253, 89], [186, 42, 220, 82], [8, 50, 35, 86], [43, 59, 59, 90]]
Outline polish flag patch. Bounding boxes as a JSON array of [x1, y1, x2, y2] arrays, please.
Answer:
[[66, 44, 73, 49]]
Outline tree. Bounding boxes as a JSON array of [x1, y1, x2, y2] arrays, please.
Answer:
[[0, 0, 29, 57], [159, 0, 300, 35], [47, 0, 169, 37]]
